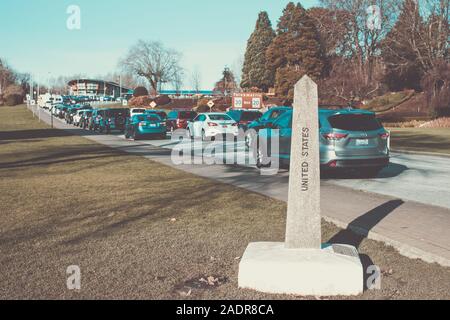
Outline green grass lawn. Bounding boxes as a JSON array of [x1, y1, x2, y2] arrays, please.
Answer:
[[390, 128, 450, 155], [1, 105, 449, 299], [364, 91, 414, 113]]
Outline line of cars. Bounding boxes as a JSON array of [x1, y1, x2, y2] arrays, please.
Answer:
[[51, 103, 390, 175]]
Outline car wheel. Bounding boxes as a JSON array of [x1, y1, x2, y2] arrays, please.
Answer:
[[188, 129, 193, 139]]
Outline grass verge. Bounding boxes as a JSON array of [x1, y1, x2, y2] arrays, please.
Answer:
[[0, 106, 449, 299], [390, 127, 450, 155]]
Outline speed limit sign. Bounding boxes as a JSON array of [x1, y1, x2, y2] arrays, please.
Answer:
[[252, 98, 261, 109], [235, 97, 243, 108]]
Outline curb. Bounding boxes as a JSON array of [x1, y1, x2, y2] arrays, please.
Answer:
[[323, 216, 450, 268]]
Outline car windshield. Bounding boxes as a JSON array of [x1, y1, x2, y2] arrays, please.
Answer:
[[179, 111, 196, 120], [133, 109, 146, 114], [107, 109, 128, 117], [328, 114, 382, 131], [148, 111, 167, 119], [241, 112, 262, 121], [209, 114, 232, 121], [136, 115, 160, 122]]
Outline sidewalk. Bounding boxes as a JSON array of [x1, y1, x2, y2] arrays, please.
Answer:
[[30, 106, 450, 267]]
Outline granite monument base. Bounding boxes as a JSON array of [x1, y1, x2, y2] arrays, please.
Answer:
[[238, 242, 364, 296]]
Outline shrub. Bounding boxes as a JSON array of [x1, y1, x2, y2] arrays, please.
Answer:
[[5, 94, 23, 106], [133, 86, 149, 97], [154, 95, 171, 106], [129, 96, 152, 107], [421, 61, 450, 118], [3, 85, 24, 106]]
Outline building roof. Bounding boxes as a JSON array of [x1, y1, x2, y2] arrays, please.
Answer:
[[67, 79, 131, 91]]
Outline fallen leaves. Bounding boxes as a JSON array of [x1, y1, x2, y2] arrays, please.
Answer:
[[199, 276, 220, 287]]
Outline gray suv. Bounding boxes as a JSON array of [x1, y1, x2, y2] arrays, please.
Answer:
[[256, 108, 390, 176]]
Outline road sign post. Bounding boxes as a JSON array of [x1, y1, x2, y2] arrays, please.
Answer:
[[207, 100, 215, 112]]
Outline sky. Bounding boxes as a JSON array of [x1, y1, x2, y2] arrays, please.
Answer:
[[0, 0, 319, 90]]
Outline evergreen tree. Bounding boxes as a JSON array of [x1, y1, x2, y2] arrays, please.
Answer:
[[266, 2, 325, 99], [241, 12, 276, 92], [382, 0, 424, 91]]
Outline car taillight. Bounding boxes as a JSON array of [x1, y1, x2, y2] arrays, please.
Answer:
[[322, 133, 348, 141], [159, 122, 166, 126], [379, 132, 390, 140], [327, 160, 338, 168], [208, 122, 218, 127]]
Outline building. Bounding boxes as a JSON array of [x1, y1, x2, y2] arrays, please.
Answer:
[[68, 79, 131, 98]]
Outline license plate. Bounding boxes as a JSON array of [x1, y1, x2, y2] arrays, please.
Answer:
[[356, 139, 369, 146], [149, 124, 157, 127], [223, 125, 228, 128]]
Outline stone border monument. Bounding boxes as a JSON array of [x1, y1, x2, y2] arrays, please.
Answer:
[[238, 76, 363, 296]]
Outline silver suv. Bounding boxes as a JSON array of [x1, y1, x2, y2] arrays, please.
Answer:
[[256, 108, 390, 176]]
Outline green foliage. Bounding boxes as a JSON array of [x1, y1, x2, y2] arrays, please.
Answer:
[[266, 2, 325, 99], [241, 11, 276, 92]]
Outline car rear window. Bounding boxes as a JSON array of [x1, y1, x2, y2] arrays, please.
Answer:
[[328, 114, 382, 131], [240, 112, 262, 121], [146, 115, 160, 121], [133, 109, 146, 113], [209, 114, 232, 121], [179, 111, 196, 120]]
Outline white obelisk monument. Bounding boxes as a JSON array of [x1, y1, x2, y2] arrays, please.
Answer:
[[238, 76, 363, 296]]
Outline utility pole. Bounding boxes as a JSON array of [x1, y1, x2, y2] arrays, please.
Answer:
[[119, 75, 122, 100]]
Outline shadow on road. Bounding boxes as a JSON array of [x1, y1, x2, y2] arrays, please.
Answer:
[[321, 163, 408, 180], [327, 199, 405, 249], [0, 129, 73, 141]]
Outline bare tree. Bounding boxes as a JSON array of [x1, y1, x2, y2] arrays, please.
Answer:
[[172, 69, 184, 94], [120, 40, 183, 94], [0, 58, 16, 96], [190, 67, 202, 93], [320, 0, 397, 85]]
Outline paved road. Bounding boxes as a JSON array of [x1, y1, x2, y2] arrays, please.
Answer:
[[134, 136, 450, 210], [30, 107, 450, 266]]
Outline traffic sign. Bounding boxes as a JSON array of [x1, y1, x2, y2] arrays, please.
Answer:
[[232, 93, 263, 110], [207, 100, 215, 108]]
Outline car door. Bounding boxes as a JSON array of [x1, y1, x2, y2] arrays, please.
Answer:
[[194, 115, 206, 137], [276, 113, 292, 158]]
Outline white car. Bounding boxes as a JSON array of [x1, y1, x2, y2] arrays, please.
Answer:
[[187, 113, 238, 140], [73, 109, 89, 126], [130, 108, 146, 118]]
